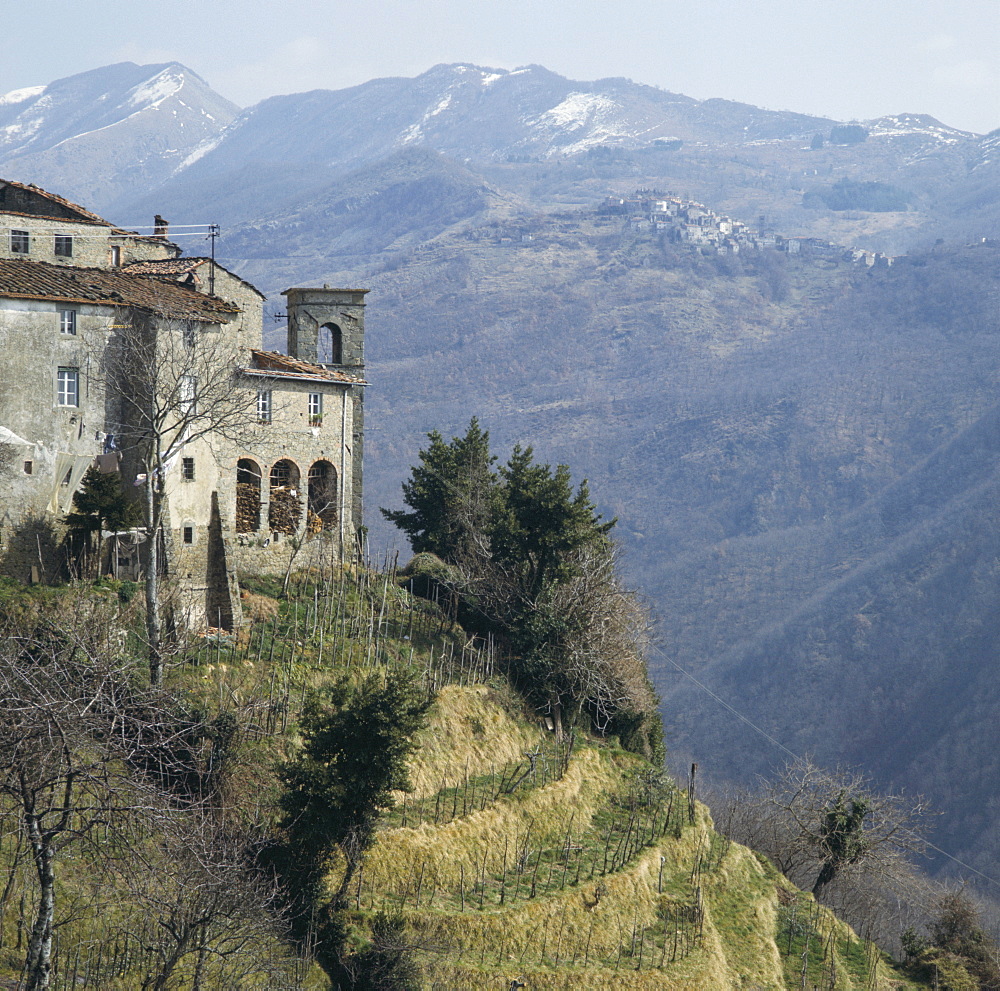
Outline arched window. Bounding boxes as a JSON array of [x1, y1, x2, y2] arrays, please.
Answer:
[[268, 459, 301, 534], [236, 458, 262, 532], [319, 323, 342, 365], [307, 461, 338, 532]]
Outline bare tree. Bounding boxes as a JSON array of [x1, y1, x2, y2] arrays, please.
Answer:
[[711, 759, 936, 944], [540, 544, 656, 736], [104, 308, 263, 685], [0, 618, 198, 991], [111, 817, 293, 991]]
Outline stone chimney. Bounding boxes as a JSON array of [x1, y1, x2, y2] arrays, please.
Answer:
[[153, 214, 169, 238]]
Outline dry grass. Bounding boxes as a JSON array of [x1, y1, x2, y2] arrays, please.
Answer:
[[351, 684, 926, 990], [367, 747, 617, 892], [403, 683, 544, 798], [240, 590, 280, 621]]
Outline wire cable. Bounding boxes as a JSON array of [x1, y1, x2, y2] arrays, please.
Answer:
[[649, 640, 1000, 888]]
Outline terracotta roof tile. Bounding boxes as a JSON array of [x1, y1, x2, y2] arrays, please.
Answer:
[[0, 258, 239, 323], [0, 179, 179, 246], [124, 257, 266, 298], [0, 179, 112, 225], [123, 258, 205, 276], [246, 349, 365, 385]]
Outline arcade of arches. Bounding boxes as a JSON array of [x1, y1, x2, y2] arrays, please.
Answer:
[[235, 458, 338, 535]]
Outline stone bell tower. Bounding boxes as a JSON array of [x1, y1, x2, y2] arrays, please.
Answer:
[[282, 285, 368, 534]]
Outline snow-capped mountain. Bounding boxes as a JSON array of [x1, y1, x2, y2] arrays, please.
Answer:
[[0, 60, 994, 249], [0, 62, 239, 210], [177, 61, 836, 183], [863, 113, 977, 145]]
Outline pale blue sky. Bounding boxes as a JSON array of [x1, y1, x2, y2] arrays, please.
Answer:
[[3, 0, 998, 133]]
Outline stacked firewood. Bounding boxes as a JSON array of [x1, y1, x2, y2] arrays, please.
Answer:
[[235, 483, 260, 533], [268, 487, 301, 534]]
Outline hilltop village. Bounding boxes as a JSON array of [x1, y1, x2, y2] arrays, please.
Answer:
[[472, 189, 896, 268], [604, 190, 896, 267]]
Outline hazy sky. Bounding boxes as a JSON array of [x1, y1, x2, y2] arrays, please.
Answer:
[[3, 0, 998, 133]]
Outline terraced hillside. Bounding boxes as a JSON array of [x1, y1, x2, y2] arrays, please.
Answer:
[[354, 681, 920, 989], [0, 569, 928, 989]]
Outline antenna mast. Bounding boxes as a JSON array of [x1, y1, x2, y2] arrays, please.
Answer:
[[208, 224, 219, 296]]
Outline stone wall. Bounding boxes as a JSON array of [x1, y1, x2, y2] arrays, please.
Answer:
[[283, 287, 367, 532], [0, 213, 179, 268]]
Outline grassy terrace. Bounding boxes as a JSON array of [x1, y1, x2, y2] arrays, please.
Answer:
[[0, 569, 928, 989]]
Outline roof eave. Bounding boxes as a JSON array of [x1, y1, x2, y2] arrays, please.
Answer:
[[0, 289, 235, 322], [241, 367, 366, 386]]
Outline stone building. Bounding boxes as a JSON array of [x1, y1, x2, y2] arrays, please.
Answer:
[[0, 179, 367, 627]]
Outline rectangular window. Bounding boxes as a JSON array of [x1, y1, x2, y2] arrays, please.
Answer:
[[308, 392, 323, 424], [23, 461, 32, 475], [59, 309, 76, 336], [10, 229, 28, 253], [181, 457, 195, 481], [257, 389, 272, 423], [110, 246, 121, 267], [54, 235, 72, 257], [57, 367, 79, 407], [183, 525, 194, 544]]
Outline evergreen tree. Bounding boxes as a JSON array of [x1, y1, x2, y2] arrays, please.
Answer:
[[64, 466, 139, 536], [381, 417, 498, 564], [492, 445, 615, 601], [63, 466, 140, 575], [274, 669, 429, 980]]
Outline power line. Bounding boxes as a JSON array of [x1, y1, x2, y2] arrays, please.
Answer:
[[652, 641, 1000, 888], [1, 225, 219, 239], [378, 425, 1000, 889]]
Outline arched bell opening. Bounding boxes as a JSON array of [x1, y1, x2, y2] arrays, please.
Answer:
[[319, 323, 342, 365]]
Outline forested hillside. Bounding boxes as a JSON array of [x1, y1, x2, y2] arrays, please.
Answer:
[[295, 213, 999, 885]]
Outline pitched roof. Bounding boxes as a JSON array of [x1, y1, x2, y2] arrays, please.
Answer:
[[0, 179, 178, 246], [0, 179, 112, 225], [245, 349, 365, 385], [0, 258, 239, 323], [124, 257, 267, 298]]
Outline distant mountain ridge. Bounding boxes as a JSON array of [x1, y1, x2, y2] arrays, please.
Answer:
[[192, 61, 838, 175], [1, 59, 993, 228], [0, 62, 239, 210]]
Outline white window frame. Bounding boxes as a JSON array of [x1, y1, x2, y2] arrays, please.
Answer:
[[181, 457, 195, 481], [59, 309, 76, 336], [10, 229, 29, 253], [257, 389, 272, 423], [308, 392, 323, 424], [57, 367, 79, 407]]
